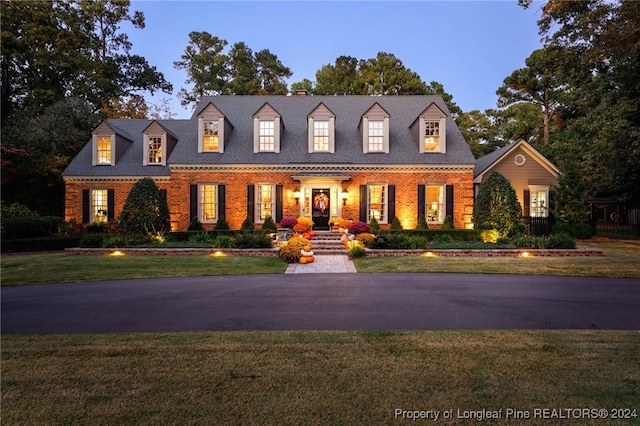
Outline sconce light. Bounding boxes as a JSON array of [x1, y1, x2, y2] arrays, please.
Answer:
[[341, 188, 348, 206], [293, 187, 301, 205]]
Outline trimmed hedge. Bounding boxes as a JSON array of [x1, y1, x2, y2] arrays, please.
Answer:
[[380, 229, 481, 241], [1, 236, 84, 252]]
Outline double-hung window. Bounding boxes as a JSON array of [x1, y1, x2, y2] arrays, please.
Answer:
[[199, 184, 217, 222], [529, 186, 549, 217], [259, 121, 275, 152], [424, 121, 440, 151], [203, 120, 219, 151], [91, 189, 109, 223], [96, 137, 112, 165], [368, 185, 386, 223], [148, 136, 163, 164], [313, 121, 329, 152], [256, 184, 275, 222], [368, 121, 384, 152], [426, 185, 445, 223]]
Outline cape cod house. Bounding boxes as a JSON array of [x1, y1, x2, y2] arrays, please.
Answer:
[[63, 95, 478, 231]]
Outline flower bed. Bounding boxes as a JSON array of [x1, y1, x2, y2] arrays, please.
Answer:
[[364, 248, 603, 257]]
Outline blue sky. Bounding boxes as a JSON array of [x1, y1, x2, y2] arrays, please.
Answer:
[[128, 1, 543, 118]]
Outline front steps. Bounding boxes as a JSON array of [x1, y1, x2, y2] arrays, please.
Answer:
[[309, 231, 350, 254]]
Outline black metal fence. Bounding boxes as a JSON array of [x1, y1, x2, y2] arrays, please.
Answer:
[[592, 209, 640, 240], [525, 217, 553, 236]]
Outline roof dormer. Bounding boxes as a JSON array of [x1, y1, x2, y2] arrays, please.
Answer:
[[307, 102, 336, 153], [253, 102, 283, 153], [142, 121, 177, 166], [359, 102, 390, 153], [410, 102, 447, 154], [197, 102, 233, 153], [91, 121, 132, 166]]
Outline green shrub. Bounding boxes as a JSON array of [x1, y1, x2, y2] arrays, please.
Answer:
[[1, 216, 62, 239], [512, 235, 547, 249], [236, 232, 272, 248], [1, 236, 84, 252], [189, 232, 211, 244], [384, 232, 409, 249], [416, 214, 428, 230], [433, 233, 453, 243], [571, 223, 593, 239], [348, 245, 366, 258], [241, 216, 254, 231], [473, 171, 523, 237], [213, 235, 236, 248], [261, 216, 277, 233], [480, 229, 501, 244], [390, 216, 403, 231], [545, 233, 576, 249], [551, 222, 571, 236], [369, 216, 380, 233], [442, 215, 454, 230], [407, 235, 428, 249], [80, 234, 104, 248], [215, 216, 230, 230], [187, 216, 204, 231], [102, 235, 131, 248], [119, 178, 170, 235]]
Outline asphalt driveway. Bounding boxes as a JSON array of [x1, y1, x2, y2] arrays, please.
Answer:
[[2, 273, 639, 333]]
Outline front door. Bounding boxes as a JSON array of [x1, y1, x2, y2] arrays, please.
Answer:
[[312, 189, 330, 230]]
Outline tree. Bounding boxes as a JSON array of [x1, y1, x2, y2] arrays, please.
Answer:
[[456, 110, 498, 158], [254, 49, 292, 95], [173, 31, 230, 106], [119, 178, 170, 235], [552, 160, 590, 225], [228, 42, 260, 95], [473, 171, 523, 236]]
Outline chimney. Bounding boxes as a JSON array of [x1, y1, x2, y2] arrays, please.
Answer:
[[295, 90, 308, 96]]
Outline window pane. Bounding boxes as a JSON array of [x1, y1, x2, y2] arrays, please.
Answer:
[[368, 185, 385, 222], [148, 137, 163, 164], [530, 191, 547, 217], [368, 121, 384, 151], [314, 121, 329, 152], [203, 121, 219, 151], [257, 184, 274, 222], [259, 121, 275, 151], [426, 185, 444, 222], [424, 121, 440, 151], [97, 137, 111, 164], [200, 185, 217, 222], [92, 189, 108, 223]]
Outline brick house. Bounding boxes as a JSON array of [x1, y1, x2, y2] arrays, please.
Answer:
[[63, 95, 476, 231]]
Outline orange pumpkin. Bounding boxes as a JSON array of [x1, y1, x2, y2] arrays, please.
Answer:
[[309, 231, 317, 238], [299, 256, 309, 264], [302, 232, 311, 239]]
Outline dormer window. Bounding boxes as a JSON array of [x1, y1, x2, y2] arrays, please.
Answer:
[[360, 103, 390, 154], [143, 134, 166, 165], [307, 102, 336, 153], [259, 120, 275, 151], [411, 102, 447, 154], [203, 121, 219, 151], [424, 121, 440, 151], [253, 103, 282, 153], [197, 103, 230, 153], [96, 136, 112, 165]]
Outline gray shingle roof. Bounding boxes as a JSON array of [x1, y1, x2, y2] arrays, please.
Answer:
[[63, 95, 474, 177]]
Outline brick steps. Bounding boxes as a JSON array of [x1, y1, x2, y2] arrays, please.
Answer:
[[308, 231, 349, 254]]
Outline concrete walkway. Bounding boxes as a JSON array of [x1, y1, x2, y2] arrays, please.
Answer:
[[285, 254, 357, 274]]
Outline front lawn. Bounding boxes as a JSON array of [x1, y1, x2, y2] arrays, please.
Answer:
[[2, 330, 638, 425]]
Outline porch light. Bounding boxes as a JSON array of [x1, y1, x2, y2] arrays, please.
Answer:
[[293, 187, 301, 205], [340, 188, 348, 206]]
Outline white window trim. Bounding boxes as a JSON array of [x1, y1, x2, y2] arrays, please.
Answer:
[[419, 118, 446, 154], [367, 184, 388, 224], [198, 183, 218, 223], [198, 117, 225, 153], [255, 183, 276, 223], [92, 134, 115, 166], [308, 117, 335, 153], [425, 184, 446, 224], [143, 133, 167, 166], [253, 117, 281, 153], [528, 185, 550, 218], [362, 117, 389, 153]]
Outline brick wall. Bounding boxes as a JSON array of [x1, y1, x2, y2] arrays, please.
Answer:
[[65, 169, 474, 231]]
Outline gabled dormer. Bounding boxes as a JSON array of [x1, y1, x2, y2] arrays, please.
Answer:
[[359, 102, 390, 153], [253, 102, 283, 153], [91, 121, 132, 166], [410, 102, 447, 154], [142, 121, 177, 166], [307, 102, 336, 153], [197, 102, 233, 153]]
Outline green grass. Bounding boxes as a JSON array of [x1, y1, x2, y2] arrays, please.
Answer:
[[0, 253, 287, 286], [2, 331, 638, 425], [354, 241, 640, 278]]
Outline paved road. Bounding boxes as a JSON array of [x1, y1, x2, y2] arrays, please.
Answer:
[[2, 274, 639, 333]]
